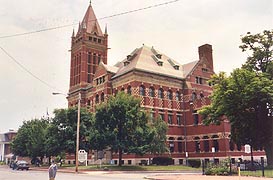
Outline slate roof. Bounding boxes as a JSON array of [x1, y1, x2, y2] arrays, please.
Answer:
[[78, 4, 103, 36], [110, 45, 199, 80]]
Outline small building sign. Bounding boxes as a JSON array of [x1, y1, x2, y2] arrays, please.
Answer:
[[78, 149, 87, 163], [245, 144, 251, 154]]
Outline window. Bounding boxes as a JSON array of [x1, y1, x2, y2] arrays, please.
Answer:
[[168, 114, 173, 124], [149, 87, 155, 97], [169, 137, 174, 153], [101, 93, 104, 102], [167, 90, 173, 100], [193, 110, 199, 125], [88, 52, 91, 63], [98, 39, 102, 44], [158, 88, 164, 99], [212, 135, 219, 152], [87, 100, 91, 107], [195, 77, 203, 84], [139, 85, 145, 96], [159, 113, 164, 121], [93, 53, 97, 65], [87, 74, 92, 83], [229, 140, 234, 151], [95, 94, 99, 103], [175, 91, 180, 101], [178, 137, 183, 153], [194, 137, 201, 153], [192, 92, 197, 101], [203, 136, 209, 152], [98, 54, 101, 64], [127, 86, 132, 95], [202, 68, 208, 72], [177, 115, 181, 125]]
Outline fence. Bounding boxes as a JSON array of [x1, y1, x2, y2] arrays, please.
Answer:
[[202, 158, 273, 178]]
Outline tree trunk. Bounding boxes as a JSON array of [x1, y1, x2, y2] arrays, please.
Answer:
[[118, 148, 123, 166], [265, 144, 273, 167]]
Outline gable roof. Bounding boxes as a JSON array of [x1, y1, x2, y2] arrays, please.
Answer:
[[112, 45, 185, 80], [182, 60, 199, 77]]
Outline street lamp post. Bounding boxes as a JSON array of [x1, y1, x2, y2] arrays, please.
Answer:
[[52, 92, 81, 173], [75, 92, 81, 173]]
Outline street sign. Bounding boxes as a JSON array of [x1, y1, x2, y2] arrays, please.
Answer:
[[245, 144, 251, 154], [78, 149, 87, 163]]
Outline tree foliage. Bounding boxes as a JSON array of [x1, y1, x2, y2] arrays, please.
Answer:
[[200, 29, 273, 166], [11, 118, 49, 161], [240, 30, 273, 73], [45, 107, 93, 158], [89, 92, 159, 166]]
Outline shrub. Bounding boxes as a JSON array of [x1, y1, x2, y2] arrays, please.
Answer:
[[188, 159, 201, 168], [204, 158, 236, 176], [152, 157, 174, 165]]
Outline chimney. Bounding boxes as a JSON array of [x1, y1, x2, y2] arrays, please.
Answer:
[[198, 44, 213, 70]]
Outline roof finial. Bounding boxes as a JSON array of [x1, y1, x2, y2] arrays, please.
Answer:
[[89, 0, 91, 5], [104, 24, 108, 35]]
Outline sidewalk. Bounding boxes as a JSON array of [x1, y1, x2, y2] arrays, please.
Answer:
[[28, 166, 269, 180], [145, 174, 268, 180]]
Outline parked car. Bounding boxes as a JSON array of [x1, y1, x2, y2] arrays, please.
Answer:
[[243, 160, 262, 170], [16, 161, 29, 170]]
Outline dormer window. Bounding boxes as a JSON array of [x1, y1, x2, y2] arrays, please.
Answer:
[[156, 54, 162, 59], [157, 61, 163, 66], [174, 65, 179, 70], [124, 61, 130, 66], [127, 55, 131, 60]]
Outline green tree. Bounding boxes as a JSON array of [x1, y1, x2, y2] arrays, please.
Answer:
[[200, 30, 273, 167], [89, 92, 155, 166], [45, 107, 93, 160], [200, 69, 273, 166], [11, 118, 49, 162], [148, 117, 168, 155], [240, 30, 273, 73]]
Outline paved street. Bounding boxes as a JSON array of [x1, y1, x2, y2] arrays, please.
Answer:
[[0, 166, 267, 180], [0, 166, 149, 180]]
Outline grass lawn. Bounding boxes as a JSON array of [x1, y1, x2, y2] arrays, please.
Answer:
[[61, 164, 200, 171], [241, 170, 273, 178]]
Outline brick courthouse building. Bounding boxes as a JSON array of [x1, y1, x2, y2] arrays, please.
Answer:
[[66, 3, 264, 165]]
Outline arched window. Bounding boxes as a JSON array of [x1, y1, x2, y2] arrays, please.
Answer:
[[194, 137, 201, 153], [158, 88, 164, 99], [101, 93, 104, 102], [193, 110, 199, 125], [203, 136, 209, 152], [212, 135, 219, 152], [229, 140, 234, 151], [149, 87, 155, 97], [175, 91, 180, 101], [177, 137, 183, 153], [169, 137, 175, 153], [139, 85, 145, 96], [167, 90, 173, 100], [127, 86, 132, 95], [192, 92, 197, 101], [95, 94, 99, 103]]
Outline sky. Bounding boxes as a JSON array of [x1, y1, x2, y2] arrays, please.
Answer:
[[0, 0, 272, 133]]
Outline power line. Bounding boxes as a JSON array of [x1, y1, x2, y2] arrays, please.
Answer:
[[0, 45, 61, 91], [0, 0, 180, 39]]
